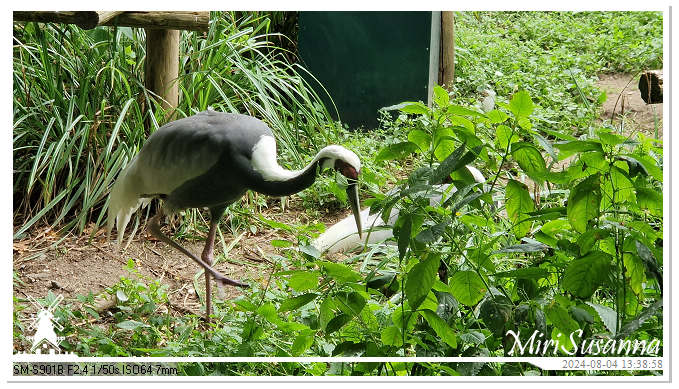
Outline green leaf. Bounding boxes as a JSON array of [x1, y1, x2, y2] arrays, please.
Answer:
[[621, 154, 662, 181], [517, 116, 532, 130], [299, 244, 321, 259], [623, 251, 647, 296], [450, 115, 475, 132], [291, 332, 315, 356], [257, 302, 279, 323], [336, 291, 366, 317], [433, 128, 457, 161], [636, 187, 663, 216], [400, 101, 429, 115], [332, 341, 366, 357], [325, 313, 352, 334], [576, 228, 611, 256], [505, 179, 535, 238], [381, 326, 404, 347], [405, 255, 440, 309], [288, 271, 321, 292], [563, 251, 612, 298], [554, 140, 603, 159], [415, 220, 450, 243], [319, 261, 362, 283], [271, 239, 293, 248], [116, 320, 149, 331], [567, 174, 601, 233], [448, 105, 485, 117], [449, 271, 486, 306], [579, 151, 608, 173], [408, 129, 431, 153], [429, 143, 466, 184], [532, 132, 557, 161], [598, 130, 626, 146], [276, 321, 309, 333], [509, 90, 534, 119], [392, 303, 418, 332], [636, 240, 662, 287], [433, 85, 450, 107], [233, 297, 257, 312], [366, 272, 396, 289], [495, 124, 517, 150], [397, 213, 412, 262], [375, 142, 419, 162], [479, 295, 513, 336], [319, 298, 335, 330], [570, 306, 594, 325], [545, 303, 579, 334], [606, 165, 635, 204], [421, 309, 457, 348], [586, 302, 617, 336], [617, 298, 663, 339], [258, 216, 294, 232], [420, 291, 439, 312], [279, 293, 318, 312], [511, 142, 547, 179], [487, 109, 509, 124]]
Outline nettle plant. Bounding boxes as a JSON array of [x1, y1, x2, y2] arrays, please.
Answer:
[[297, 85, 663, 358]]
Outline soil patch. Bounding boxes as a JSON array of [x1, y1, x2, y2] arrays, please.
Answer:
[[13, 197, 351, 319], [596, 72, 663, 138]]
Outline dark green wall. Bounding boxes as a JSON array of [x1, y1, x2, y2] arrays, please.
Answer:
[[298, 11, 432, 129]]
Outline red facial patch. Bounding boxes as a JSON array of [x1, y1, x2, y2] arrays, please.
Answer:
[[335, 160, 359, 180]]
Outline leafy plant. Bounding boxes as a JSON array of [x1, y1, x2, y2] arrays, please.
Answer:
[[13, 12, 338, 238], [365, 85, 662, 360]]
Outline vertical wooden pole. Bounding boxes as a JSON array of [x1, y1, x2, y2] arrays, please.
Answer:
[[145, 29, 180, 122], [440, 12, 455, 90]]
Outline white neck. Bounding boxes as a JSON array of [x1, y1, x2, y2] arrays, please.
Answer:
[[250, 135, 360, 182]]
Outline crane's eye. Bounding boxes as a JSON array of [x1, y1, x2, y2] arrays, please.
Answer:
[[335, 159, 359, 180]]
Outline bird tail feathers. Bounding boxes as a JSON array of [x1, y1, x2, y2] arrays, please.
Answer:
[[107, 167, 147, 245]]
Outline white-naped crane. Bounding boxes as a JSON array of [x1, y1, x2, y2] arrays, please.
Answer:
[[107, 109, 363, 321]]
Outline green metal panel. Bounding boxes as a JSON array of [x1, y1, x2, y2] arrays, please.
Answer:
[[299, 11, 433, 129]]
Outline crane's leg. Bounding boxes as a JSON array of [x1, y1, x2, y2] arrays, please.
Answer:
[[147, 211, 249, 319], [201, 217, 220, 322]]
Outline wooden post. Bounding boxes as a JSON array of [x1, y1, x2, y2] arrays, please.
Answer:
[[440, 11, 455, 90], [145, 29, 180, 121]]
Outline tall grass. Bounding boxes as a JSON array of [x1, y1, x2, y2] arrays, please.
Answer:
[[13, 12, 338, 239]]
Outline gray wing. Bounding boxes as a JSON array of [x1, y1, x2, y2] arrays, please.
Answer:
[[125, 110, 273, 198]]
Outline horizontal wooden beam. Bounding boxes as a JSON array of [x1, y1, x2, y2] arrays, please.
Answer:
[[13, 11, 209, 32], [104, 11, 209, 31], [13, 11, 122, 30]]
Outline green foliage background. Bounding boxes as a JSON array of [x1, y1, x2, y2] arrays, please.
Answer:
[[13, 11, 663, 377]]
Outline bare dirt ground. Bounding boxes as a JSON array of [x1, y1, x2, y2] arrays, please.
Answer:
[[12, 72, 663, 322], [596, 72, 663, 138], [13, 197, 351, 320]]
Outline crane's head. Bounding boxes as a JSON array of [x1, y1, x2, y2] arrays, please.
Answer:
[[318, 146, 363, 238]]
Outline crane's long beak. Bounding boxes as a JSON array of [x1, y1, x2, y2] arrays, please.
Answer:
[[346, 182, 363, 238]]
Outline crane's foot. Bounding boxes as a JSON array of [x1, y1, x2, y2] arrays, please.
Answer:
[[214, 275, 249, 288]]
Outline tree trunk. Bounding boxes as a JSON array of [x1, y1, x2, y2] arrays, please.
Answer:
[[638, 70, 663, 104]]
